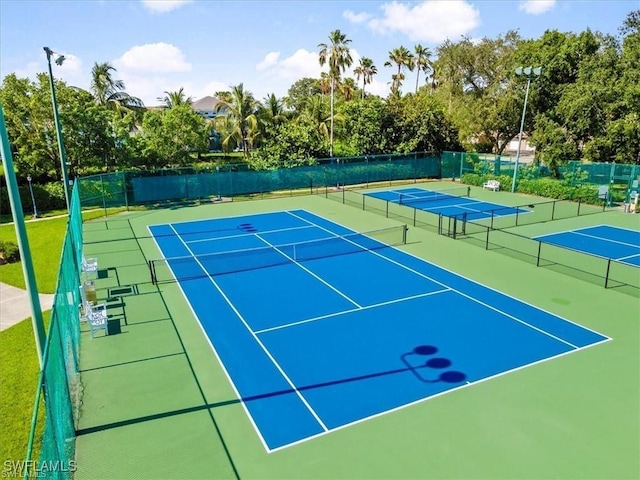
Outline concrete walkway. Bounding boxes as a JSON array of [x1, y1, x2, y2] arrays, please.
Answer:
[[0, 282, 54, 331]]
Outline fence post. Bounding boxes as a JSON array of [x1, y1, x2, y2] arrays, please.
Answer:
[[100, 175, 107, 217], [123, 172, 129, 211], [551, 200, 556, 220], [536, 241, 542, 266]]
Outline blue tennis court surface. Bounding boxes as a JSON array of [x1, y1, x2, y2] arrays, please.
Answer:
[[149, 210, 608, 451], [366, 187, 529, 220], [535, 225, 640, 267]]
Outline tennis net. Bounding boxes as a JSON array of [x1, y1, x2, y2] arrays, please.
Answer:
[[149, 224, 408, 284], [398, 186, 471, 207]]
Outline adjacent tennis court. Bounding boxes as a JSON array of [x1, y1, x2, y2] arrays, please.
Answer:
[[365, 187, 529, 220], [148, 209, 609, 451], [535, 225, 640, 267]]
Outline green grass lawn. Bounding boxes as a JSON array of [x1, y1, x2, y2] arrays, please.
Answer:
[[0, 312, 49, 465], [0, 207, 132, 467], [0, 209, 130, 292]]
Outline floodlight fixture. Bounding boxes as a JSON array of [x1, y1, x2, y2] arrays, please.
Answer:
[[43, 46, 70, 212]]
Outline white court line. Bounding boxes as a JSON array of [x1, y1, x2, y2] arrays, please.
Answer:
[[252, 232, 362, 308], [186, 224, 315, 244], [148, 228, 272, 452], [572, 230, 640, 249], [416, 199, 479, 211], [254, 288, 451, 335], [303, 210, 612, 341], [267, 336, 610, 453], [168, 223, 329, 433], [611, 253, 640, 265], [286, 211, 581, 349], [150, 211, 612, 454]]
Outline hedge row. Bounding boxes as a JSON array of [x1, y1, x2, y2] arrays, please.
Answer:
[[0, 240, 20, 262], [0, 182, 67, 215], [461, 173, 601, 204]]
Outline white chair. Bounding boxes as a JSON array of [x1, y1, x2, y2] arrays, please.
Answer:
[[482, 180, 500, 191], [82, 256, 99, 278], [79, 282, 108, 337], [83, 301, 108, 338]]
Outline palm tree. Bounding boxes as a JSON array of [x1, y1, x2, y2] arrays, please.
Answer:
[[158, 87, 192, 108], [213, 83, 259, 155], [90, 62, 144, 113], [258, 93, 287, 130], [318, 73, 332, 97], [339, 78, 358, 102], [354, 57, 378, 99], [384, 46, 414, 95], [318, 29, 353, 156], [214, 90, 234, 104], [298, 95, 331, 145], [413, 44, 433, 93]]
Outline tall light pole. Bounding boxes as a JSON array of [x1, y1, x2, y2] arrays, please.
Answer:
[[511, 66, 542, 193], [27, 175, 39, 218], [44, 46, 70, 212], [0, 104, 46, 366]]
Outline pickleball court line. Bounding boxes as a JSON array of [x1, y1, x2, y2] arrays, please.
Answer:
[[423, 202, 495, 216], [536, 236, 640, 264], [571, 230, 640, 249], [286, 210, 581, 349], [168, 223, 330, 433], [617, 252, 640, 262], [253, 288, 452, 335], [400, 196, 476, 207]]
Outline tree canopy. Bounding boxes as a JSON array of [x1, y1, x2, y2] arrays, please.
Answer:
[[1, 9, 638, 182]]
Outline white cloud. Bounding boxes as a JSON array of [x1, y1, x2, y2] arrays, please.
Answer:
[[367, 0, 480, 42], [194, 80, 230, 99], [366, 78, 389, 97], [53, 53, 83, 77], [255, 49, 323, 84], [141, 0, 192, 13], [519, 0, 556, 15], [256, 52, 281, 72], [343, 10, 372, 24], [114, 43, 191, 74]]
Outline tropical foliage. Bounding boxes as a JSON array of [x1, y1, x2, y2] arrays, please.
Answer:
[[1, 10, 639, 186]]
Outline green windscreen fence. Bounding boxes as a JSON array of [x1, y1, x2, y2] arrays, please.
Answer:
[[442, 151, 639, 202], [24, 185, 82, 479], [78, 152, 441, 207]]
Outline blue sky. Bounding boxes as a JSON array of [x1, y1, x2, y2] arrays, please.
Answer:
[[1, 0, 638, 105]]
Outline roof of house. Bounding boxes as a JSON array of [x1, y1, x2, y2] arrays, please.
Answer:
[[192, 96, 221, 111]]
